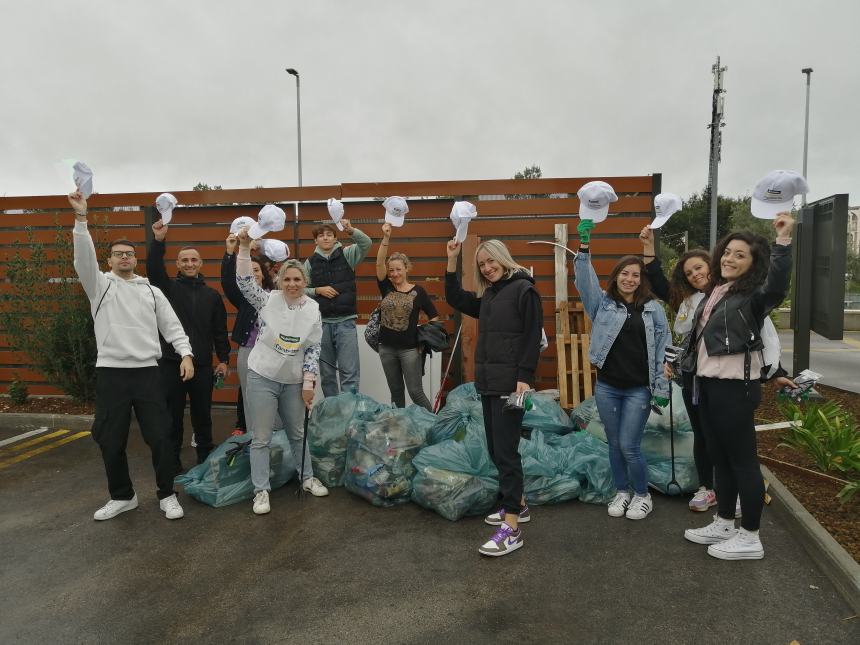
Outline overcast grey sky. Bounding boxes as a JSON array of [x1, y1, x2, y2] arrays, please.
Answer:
[[2, 0, 857, 205]]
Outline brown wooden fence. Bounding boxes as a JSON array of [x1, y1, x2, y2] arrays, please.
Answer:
[[0, 175, 659, 402]]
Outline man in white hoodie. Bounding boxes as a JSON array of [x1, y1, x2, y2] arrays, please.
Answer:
[[69, 191, 195, 521]]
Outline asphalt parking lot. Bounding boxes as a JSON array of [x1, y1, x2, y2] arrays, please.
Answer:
[[1, 412, 857, 644]]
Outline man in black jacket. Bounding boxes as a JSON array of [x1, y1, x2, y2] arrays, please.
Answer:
[[148, 220, 230, 469]]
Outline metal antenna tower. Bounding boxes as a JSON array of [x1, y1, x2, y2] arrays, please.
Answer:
[[706, 56, 727, 250]]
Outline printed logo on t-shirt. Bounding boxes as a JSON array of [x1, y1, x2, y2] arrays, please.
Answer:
[[274, 334, 301, 356]]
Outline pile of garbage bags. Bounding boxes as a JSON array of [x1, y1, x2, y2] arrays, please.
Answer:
[[307, 392, 385, 487], [344, 406, 436, 507], [176, 431, 296, 507], [572, 386, 699, 495]]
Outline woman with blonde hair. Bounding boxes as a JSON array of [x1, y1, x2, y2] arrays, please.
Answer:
[[236, 229, 325, 515], [375, 222, 439, 410], [445, 237, 543, 557]]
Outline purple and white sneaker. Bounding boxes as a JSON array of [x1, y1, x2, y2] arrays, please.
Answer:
[[478, 523, 523, 557], [484, 505, 531, 526], [689, 487, 717, 512]]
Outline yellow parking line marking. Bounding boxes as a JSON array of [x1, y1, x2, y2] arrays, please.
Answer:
[[842, 336, 860, 350], [0, 431, 90, 469], [0, 429, 68, 454]]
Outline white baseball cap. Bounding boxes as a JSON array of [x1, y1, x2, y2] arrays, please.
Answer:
[[73, 161, 94, 199], [751, 170, 809, 219], [650, 193, 683, 229], [259, 238, 290, 262], [230, 215, 256, 235], [249, 204, 287, 239], [155, 193, 178, 225], [327, 198, 345, 231], [383, 196, 409, 227], [450, 201, 477, 242], [576, 181, 618, 223]]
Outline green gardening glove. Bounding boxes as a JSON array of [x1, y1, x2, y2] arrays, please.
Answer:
[[652, 395, 669, 408], [577, 219, 595, 244]]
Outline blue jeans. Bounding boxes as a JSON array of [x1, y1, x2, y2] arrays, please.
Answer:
[[378, 344, 432, 411], [245, 370, 313, 492], [594, 381, 651, 496], [320, 319, 360, 397]]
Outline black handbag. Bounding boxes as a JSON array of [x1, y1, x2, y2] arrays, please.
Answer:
[[364, 307, 381, 353], [417, 321, 450, 353]]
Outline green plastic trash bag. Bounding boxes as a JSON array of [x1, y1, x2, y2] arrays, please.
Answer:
[[524, 474, 582, 505], [429, 397, 483, 444], [176, 430, 297, 507], [522, 392, 573, 435], [570, 397, 599, 432], [344, 406, 430, 507], [647, 458, 699, 495], [445, 382, 480, 404], [307, 391, 386, 487], [411, 417, 498, 520]]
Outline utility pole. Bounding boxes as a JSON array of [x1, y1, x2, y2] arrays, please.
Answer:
[[801, 68, 813, 206], [706, 57, 727, 250]]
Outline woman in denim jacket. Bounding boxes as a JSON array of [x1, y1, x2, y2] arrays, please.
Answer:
[[573, 221, 669, 520]]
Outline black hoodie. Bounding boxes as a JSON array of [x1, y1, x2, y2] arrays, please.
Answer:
[[147, 240, 230, 367], [445, 270, 543, 395]]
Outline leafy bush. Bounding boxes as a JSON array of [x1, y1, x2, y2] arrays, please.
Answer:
[[0, 218, 108, 402], [778, 400, 860, 476], [8, 378, 28, 405]]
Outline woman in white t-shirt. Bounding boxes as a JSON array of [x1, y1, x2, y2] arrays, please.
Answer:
[[236, 228, 323, 515]]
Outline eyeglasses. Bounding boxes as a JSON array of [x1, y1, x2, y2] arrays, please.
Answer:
[[111, 250, 136, 258]]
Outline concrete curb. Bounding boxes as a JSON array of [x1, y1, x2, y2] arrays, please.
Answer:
[[762, 464, 860, 616], [0, 412, 94, 432]]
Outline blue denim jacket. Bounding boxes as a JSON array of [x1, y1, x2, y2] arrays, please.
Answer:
[[574, 252, 670, 398]]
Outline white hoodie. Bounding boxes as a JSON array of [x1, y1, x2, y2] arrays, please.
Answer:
[[73, 220, 192, 368]]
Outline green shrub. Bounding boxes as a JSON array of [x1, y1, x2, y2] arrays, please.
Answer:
[[0, 217, 109, 402], [778, 400, 860, 476], [8, 378, 28, 405]]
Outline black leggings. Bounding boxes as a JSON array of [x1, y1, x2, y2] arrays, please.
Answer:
[[681, 373, 713, 489], [696, 377, 765, 531], [481, 394, 525, 515]]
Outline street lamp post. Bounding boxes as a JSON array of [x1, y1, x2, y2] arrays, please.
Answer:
[[801, 68, 813, 206], [286, 68, 302, 187]]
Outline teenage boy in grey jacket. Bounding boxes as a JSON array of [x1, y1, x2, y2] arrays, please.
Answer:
[[69, 191, 194, 522]]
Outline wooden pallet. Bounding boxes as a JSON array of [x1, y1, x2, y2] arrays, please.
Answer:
[[556, 300, 595, 409]]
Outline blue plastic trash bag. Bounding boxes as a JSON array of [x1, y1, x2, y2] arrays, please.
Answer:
[[344, 406, 430, 507], [570, 397, 599, 432], [176, 430, 297, 507], [522, 392, 573, 435], [445, 382, 480, 404], [307, 392, 386, 487]]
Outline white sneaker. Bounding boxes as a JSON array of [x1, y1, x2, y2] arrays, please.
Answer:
[[625, 493, 653, 520], [93, 494, 138, 521], [684, 515, 737, 545], [302, 477, 329, 497], [253, 490, 270, 515], [607, 492, 631, 518], [707, 528, 764, 560], [159, 494, 184, 520]]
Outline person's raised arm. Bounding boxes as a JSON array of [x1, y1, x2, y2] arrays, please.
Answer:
[[572, 220, 602, 321], [376, 223, 391, 281], [69, 191, 107, 302], [443, 239, 481, 318], [235, 227, 269, 313], [639, 226, 670, 303], [753, 212, 795, 318], [146, 220, 171, 293], [343, 219, 372, 265], [220, 234, 245, 309]]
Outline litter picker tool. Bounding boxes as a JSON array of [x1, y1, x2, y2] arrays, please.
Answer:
[[297, 405, 311, 501], [433, 324, 463, 413], [527, 240, 577, 257], [665, 379, 681, 495]]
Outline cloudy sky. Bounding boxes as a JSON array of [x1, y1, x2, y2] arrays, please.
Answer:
[[2, 1, 857, 205]]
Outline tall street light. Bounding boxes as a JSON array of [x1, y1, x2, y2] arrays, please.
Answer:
[[286, 68, 302, 187], [801, 68, 813, 206]]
